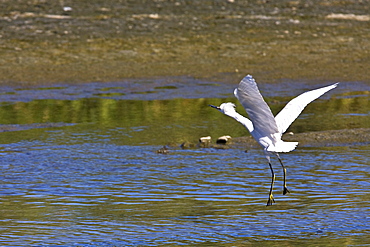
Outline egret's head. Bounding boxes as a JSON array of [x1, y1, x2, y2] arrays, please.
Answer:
[[209, 103, 236, 116]]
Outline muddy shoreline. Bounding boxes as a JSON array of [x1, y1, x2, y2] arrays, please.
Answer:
[[1, 122, 367, 148], [231, 128, 370, 149], [175, 128, 370, 150], [1, 1, 369, 85]]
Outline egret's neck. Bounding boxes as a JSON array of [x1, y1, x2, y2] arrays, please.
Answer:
[[224, 110, 254, 133]]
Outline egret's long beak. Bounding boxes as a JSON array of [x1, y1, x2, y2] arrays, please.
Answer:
[[209, 104, 220, 110]]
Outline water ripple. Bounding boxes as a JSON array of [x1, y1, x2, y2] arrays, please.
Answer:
[[0, 141, 369, 245]]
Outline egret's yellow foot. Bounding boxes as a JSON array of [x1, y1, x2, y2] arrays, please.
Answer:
[[266, 194, 275, 206]]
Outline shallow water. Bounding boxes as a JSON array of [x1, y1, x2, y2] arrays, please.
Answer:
[[1, 141, 369, 245], [0, 80, 369, 245]]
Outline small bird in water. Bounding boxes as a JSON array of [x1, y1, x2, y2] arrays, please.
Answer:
[[210, 75, 338, 206]]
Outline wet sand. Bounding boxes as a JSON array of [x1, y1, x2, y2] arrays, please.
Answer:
[[0, 0, 369, 85]]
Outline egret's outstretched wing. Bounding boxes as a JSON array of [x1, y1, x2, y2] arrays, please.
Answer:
[[235, 75, 279, 136], [275, 83, 339, 134]]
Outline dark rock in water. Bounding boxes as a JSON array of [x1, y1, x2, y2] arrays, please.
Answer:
[[180, 141, 196, 149], [199, 136, 211, 148], [156, 146, 169, 154], [216, 135, 232, 144]]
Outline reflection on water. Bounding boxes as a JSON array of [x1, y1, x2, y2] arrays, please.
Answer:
[[0, 92, 368, 145], [0, 87, 369, 245]]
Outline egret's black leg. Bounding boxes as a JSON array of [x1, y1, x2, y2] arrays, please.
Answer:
[[267, 162, 275, 206], [277, 154, 290, 195]]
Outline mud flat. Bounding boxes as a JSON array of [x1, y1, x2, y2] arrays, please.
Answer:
[[231, 128, 370, 149], [0, 0, 369, 85]]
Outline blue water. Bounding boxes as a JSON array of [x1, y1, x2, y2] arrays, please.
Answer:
[[0, 79, 369, 245], [1, 136, 369, 246]]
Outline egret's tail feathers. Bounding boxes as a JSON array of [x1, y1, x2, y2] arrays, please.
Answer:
[[267, 141, 298, 153]]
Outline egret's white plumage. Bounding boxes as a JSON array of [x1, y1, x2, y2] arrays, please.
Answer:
[[210, 75, 338, 205]]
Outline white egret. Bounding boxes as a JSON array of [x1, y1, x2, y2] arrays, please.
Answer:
[[210, 75, 338, 206]]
